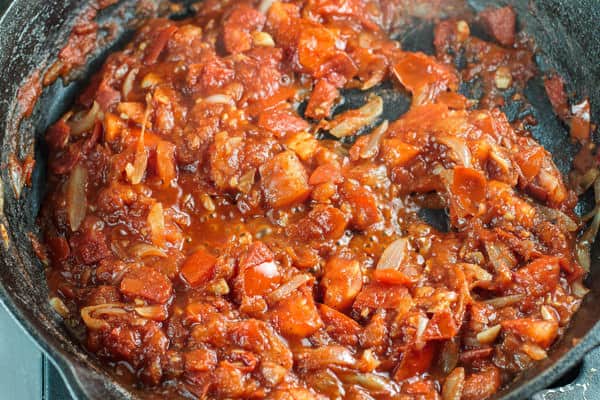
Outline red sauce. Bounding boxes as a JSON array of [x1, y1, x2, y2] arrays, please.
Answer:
[[39, 1, 588, 399]]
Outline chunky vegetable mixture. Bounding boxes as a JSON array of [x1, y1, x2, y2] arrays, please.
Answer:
[[39, 1, 593, 399]]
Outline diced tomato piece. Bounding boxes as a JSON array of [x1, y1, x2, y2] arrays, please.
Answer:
[[514, 146, 545, 182], [393, 52, 458, 105], [372, 269, 415, 286], [222, 4, 266, 54], [514, 256, 560, 297], [501, 318, 559, 348], [309, 163, 343, 185], [394, 343, 436, 381], [260, 151, 311, 209], [185, 348, 218, 372], [341, 181, 382, 230], [353, 282, 410, 310], [451, 166, 487, 218], [321, 254, 363, 310], [270, 288, 323, 338], [318, 304, 361, 346], [120, 266, 172, 303], [294, 205, 348, 241], [423, 311, 459, 340], [297, 24, 337, 74], [544, 74, 569, 120], [181, 249, 217, 287], [380, 138, 420, 168], [479, 6, 516, 47], [305, 79, 339, 120], [315, 51, 358, 86], [461, 367, 502, 400], [258, 108, 310, 137], [239, 242, 281, 297]]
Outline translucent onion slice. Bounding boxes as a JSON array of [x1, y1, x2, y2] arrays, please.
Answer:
[[328, 95, 383, 138], [482, 294, 524, 308], [359, 120, 389, 159], [66, 163, 88, 232], [147, 202, 166, 247], [267, 274, 312, 305], [376, 238, 409, 270], [476, 324, 501, 344], [442, 367, 465, 400], [129, 243, 168, 258], [81, 303, 126, 330], [122, 67, 139, 99], [69, 101, 101, 136]]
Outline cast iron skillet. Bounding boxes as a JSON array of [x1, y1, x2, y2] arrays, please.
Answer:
[[0, 0, 599, 399]]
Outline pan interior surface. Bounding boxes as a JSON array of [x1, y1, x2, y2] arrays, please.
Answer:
[[0, 1, 598, 399]]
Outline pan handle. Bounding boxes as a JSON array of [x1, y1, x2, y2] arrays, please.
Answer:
[[532, 346, 600, 400]]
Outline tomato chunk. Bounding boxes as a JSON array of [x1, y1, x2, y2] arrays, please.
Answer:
[[181, 249, 217, 288], [120, 266, 172, 303], [260, 151, 311, 209], [321, 254, 363, 310]]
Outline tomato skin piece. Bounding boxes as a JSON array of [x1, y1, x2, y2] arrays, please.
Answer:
[[380, 138, 420, 168], [394, 343, 436, 382], [372, 269, 415, 286], [514, 256, 561, 297], [318, 303, 361, 346], [451, 166, 487, 219], [180, 249, 217, 288]]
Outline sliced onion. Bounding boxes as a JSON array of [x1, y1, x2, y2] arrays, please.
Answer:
[[462, 263, 493, 282], [415, 314, 429, 349], [573, 168, 599, 195], [200, 94, 235, 106], [81, 303, 126, 330], [571, 280, 590, 298], [482, 294, 524, 308], [134, 305, 167, 321], [66, 163, 88, 231], [328, 95, 383, 138], [522, 343, 548, 361], [377, 238, 409, 271], [576, 205, 600, 272], [258, 0, 275, 14], [294, 345, 357, 370], [359, 120, 389, 159], [540, 305, 557, 322], [69, 101, 101, 136], [442, 367, 465, 400], [437, 135, 472, 167], [147, 202, 166, 247], [130, 243, 168, 258], [267, 274, 312, 305], [126, 96, 151, 185], [122, 67, 139, 99], [336, 370, 397, 393], [536, 205, 579, 232], [49, 297, 69, 318], [125, 148, 149, 185], [476, 324, 501, 344]]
